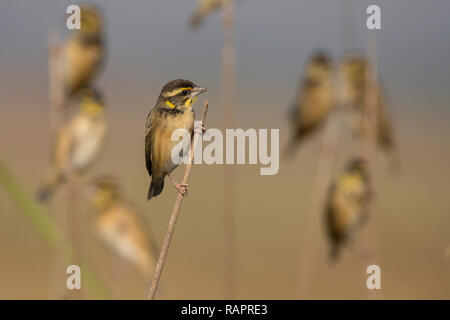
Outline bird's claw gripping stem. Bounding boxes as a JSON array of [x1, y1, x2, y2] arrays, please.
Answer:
[[174, 183, 188, 196], [194, 125, 207, 136], [168, 173, 188, 196]]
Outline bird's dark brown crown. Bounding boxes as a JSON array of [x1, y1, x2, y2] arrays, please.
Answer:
[[157, 79, 199, 110], [82, 87, 104, 102], [79, 87, 105, 115], [90, 176, 121, 208], [160, 79, 195, 96], [346, 158, 369, 181], [78, 5, 103, 35], [311, 52, 331, 67]]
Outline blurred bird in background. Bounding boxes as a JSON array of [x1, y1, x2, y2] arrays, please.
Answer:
[[325, 158, 371, 261], [189, 0, 225, 29], [339, 52, 366, 113], [88, 176, 158, 278], [339, 52, 399, 167], [62, 4, 105, 99], [145, 79, 207, 200], [286, 52, 335, 156], [36, 88, 107, 202]]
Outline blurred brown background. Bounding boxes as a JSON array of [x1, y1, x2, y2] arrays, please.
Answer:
[[0, 0, 449, 299]]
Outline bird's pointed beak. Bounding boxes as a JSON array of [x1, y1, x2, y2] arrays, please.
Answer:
[[192, 86, 207, 97]]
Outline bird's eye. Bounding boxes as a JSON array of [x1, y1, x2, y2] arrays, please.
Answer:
[[181, 90, 188, 95]]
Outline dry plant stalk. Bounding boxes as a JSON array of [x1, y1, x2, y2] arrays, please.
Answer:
[[360, 34, 384, 300], [148, 101, 209, 300], [296, 0, 357, 299], [297, 107, 344, 299], [221, 0, 237, 300], [65, 174, 84, 299], [48, 29, 65, 133], [338, 0, 357, 50], [363, 36, 378, 166], [48, 29, 69, 299], [49, 29, 85, 299]]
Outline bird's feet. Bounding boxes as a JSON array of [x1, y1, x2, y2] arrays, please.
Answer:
[[194, 124, 207, 136], [173, 182, 188, 196], [168, 173, 188, 196]]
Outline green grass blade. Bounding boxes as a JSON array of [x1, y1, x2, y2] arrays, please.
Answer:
[[0, 158, 112, 299]]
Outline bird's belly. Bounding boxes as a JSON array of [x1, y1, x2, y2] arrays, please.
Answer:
[[153, 113, 194, 175], [72, 121, 105, 170], [73, 140, 99, 169], [330, 193, 361, 240], [64, 40, 102, 95], [97, 220, 148, 269], [104, 227, 142, 263]]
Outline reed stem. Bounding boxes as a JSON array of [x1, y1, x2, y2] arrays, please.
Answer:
[[360, 33, 384, 300], [296, 108, 344, 299], [148, 101, 210, 300]]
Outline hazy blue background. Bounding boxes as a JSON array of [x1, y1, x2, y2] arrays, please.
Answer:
[[1, 0, 449, 119]]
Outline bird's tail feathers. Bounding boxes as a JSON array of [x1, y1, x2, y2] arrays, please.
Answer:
[[147, 178, 164, 200], [36, 169, 63, 203]]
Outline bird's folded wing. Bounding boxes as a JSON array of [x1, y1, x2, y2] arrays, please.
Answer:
[[145, 110, 155, 176]]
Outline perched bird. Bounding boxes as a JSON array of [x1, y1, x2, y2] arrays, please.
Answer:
[[145, 79, 207, 200], [88, 176, 157, 278], [62, 4, 105, 98], [189, 0, 225, 29], [339, 52, 366, 112], [36, 88, 107, 202], [286, 52, 335, 155], [325, 158, 371, 261], [339, 53, 399, 164]]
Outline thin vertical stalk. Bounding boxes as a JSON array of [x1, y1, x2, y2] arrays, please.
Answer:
[[296, 2, 353, 293], [296, 107, 344, 299], [338, 0, 357, 51], [363, 37, 378, 165], [48, 29, 67, 299], [48, 29, 65, 133], [360, 33, 384, 300], [221, 0, 237, 300], [65, 174, 84, 299], [148, 102, 210, 300]]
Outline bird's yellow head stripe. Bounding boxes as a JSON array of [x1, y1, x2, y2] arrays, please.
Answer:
[[82, 101, 104, 115], [93, 188, 117, 209], [339, 174, 363, 192], [186, 96, 197, 108], [163, 87, 192, 98], [165, 100, 176, 108]]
